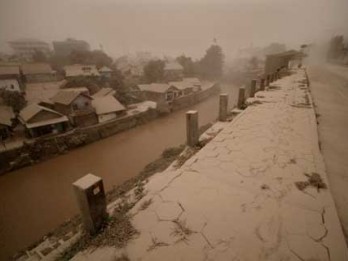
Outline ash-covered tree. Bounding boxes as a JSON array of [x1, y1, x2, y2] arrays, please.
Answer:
[[327, 35, 345, 60], [176, 55, 195, 77], [69, 50, 113, 68], [249, 56, 259, 69], [143, 59, 165, 83], [32, 50, 48, 63], [263, 43, 286, 55], [0, 90, 27, 112], [198, 44, 224, 80]]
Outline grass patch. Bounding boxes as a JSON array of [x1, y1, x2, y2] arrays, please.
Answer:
[[59, 200, 138, 260]]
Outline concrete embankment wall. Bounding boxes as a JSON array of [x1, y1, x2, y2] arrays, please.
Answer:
[[0, 85, 220, 175], [0, 109, 158, 175], [171, 83, 220, 111]]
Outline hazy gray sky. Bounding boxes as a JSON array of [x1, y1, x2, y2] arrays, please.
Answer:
[[1, 0, 347, 60]]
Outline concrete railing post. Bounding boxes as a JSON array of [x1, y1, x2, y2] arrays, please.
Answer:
[[237, 87, 245, 109], [186, 110, 199, 147], [260, 78, 265, 91], [266, 75, 270, 86], [250, 79, 257, 98], [73, 174, 107, 235], [219, 93, 228, 121]]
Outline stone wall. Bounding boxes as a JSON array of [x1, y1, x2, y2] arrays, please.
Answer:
[[0, 108, 159, 175], [171, 83, 220, 111]]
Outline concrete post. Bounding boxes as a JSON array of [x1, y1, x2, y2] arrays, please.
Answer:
[[186, 110, 199, 147], [219, 93, 228, 121], [73, 173, 107, 235], [237, 87, 245, 109], [266, 75, 270, 86], [260, 78, 265, 91], [250, 79, 257, 98]]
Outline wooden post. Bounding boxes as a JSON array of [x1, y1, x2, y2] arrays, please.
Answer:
[[73, 174, 107, 235], [219, 93, 228, 121], [237, 87, 245, 109], [250, 79, 257, 97], [186, 110, 199, 147], [260, 78, 265, 91]]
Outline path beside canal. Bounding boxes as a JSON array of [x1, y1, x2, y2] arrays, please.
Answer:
[[0, 84, 239, 260], [73, 68, 348, 260]]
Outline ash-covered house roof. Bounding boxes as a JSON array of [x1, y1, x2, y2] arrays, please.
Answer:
[[63, 64, 100, 77], [92, 87, 115, 98], [21, 63, 54, 75], [168, 81, 193, 90], [61, 87, 90, 96], [164, 62, 183, 71], [92, 96, 125, 115], [138, 83, 176, 93], [0, 66, 20, 76], [19, 103, 68, 128], [51, 90, 92, 105], [0, 105, 15, 126], [183, 77, 201, 85]]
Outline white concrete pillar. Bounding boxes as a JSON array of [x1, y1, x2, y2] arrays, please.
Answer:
[[73, 173, 107, 235], [219, 93, 228, 122], [250, 79, 257, 97], [237, 87, 245, 109], [260, 78, 265, 91], [186, 110, 199, 147]]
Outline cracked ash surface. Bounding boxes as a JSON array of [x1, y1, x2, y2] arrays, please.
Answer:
[[72, 69, 348, 261]]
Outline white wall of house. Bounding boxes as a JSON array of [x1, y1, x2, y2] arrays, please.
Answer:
[[0, 79, 20, 92], [71, 95, 92, 111], [98, 112, 116, 123]]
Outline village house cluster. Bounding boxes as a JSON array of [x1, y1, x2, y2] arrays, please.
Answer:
[[0, 38, 211, 143]]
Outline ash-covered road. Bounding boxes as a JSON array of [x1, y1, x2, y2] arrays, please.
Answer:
[[307, 63, 348, 243]]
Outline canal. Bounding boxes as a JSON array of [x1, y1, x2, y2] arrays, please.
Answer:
[[0, 84, 239, 259]]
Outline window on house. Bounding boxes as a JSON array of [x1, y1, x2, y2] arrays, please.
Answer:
[[84, 102, 89, 107], [72, 104, 78, 110]]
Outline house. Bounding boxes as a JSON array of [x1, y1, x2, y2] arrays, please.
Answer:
[[51, 90, 97, 127], [0, 105, 15, 140], [98, 66, 113, 78], [137, 83, 179, 103], [92, 87, 116, 98], [168, 81, 194, 96], [163, 61, 184, 81], [0, 65, 21, 80], [183, 77, 202, 92], [61, 87, 90, 96], [63, 64, 100, 79], [53, 38, 90, 57], [21, 63, 56, 83], [0, 79, 21, 92], [92, 96, 126, 123], [0, 65, 23, 91], [8, 38, 50, 61], [19, 103, 69, 138]]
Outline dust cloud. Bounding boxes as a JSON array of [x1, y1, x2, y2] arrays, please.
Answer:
[[1, 0, 348, 60]]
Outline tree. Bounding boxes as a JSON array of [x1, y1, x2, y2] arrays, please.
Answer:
[[32, 50, 47, 63], [249, 56, 259, 69], [327, 35, 344, 60], [263, 43, 286, 55], [176, 55, 195, 76], [143, 60, 165, 83], [198, 44, 224, 80], [63, 77, 100, 94], [0, 90, 27, 112], [69, 50, 113, 68]]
